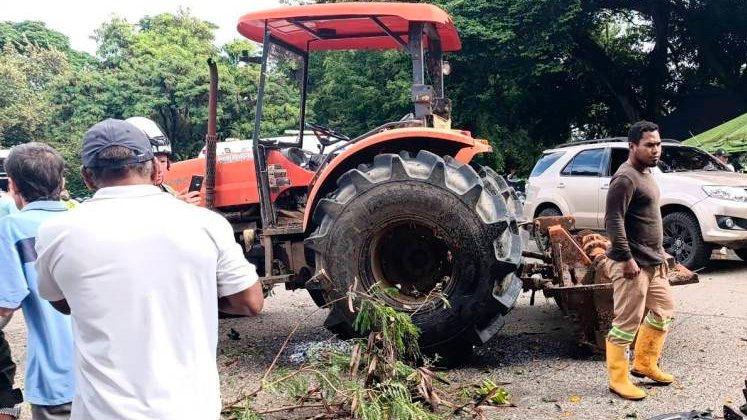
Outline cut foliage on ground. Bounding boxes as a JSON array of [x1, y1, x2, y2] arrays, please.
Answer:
[[222, 283, 512, 419]]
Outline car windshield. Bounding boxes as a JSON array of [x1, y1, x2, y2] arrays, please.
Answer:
[[658, 145, 727, 173]]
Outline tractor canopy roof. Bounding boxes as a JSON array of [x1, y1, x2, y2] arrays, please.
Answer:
[[237, 2, 461, 53]]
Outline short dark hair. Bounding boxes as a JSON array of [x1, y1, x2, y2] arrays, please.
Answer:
[[87, 145, 153, 185], [5, 142, 65, 203], [628, 120, 659, 144]]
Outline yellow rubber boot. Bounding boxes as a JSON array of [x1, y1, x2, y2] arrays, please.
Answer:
[[631, 325, 674, 384], [607, 340, 646, 400]]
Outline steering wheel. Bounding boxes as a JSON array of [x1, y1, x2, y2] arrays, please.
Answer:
[[306, 122, 350, 147]]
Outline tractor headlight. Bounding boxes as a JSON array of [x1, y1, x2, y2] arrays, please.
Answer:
[[702, 186, 747, 203]]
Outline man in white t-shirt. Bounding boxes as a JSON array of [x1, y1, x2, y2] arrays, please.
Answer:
[[35, 119, 264, 419]]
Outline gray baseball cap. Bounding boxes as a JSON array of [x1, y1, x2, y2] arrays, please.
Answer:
[[82, 119, 155, 168]]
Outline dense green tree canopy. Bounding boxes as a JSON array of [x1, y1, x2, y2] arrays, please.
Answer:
[[2, 0, 747, 194], [305, 0, 747, 172], [0, 44, 68, 146], [0, 21, 95, 68], [0, 14, 299, 195]]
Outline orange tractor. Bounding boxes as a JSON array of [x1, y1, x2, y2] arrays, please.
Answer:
[[166, 2, 525, 357]]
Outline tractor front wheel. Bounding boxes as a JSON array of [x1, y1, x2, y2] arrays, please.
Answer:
[[305, 151, 523, 360]]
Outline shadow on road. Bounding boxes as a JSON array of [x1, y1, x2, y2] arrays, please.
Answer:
[[699, 257, 745, 275], [469, 296, 604, 370]]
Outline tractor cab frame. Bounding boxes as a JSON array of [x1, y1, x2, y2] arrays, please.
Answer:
[[237, 3, 462, 231]]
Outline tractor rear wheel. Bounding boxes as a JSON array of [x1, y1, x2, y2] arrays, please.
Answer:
[[305, 151, 523, 360]]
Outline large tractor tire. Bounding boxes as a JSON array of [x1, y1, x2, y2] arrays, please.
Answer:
[[305, 151, 523, 360]]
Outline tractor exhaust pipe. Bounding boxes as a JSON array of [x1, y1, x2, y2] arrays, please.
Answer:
[[205, 58, 218, 210]]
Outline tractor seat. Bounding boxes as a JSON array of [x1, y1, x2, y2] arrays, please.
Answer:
[[281, 147, 308, 166], [281, 147, 324, 171]]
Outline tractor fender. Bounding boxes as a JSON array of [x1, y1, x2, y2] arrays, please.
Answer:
[[303, 127, 492, 231]]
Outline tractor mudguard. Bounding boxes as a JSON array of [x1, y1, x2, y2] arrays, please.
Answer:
[[302, 127, 491, 231]]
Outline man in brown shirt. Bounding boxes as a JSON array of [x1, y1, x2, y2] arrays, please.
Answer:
[[604, 120, 675, 401]]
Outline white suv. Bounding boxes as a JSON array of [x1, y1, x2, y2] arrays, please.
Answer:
[[524, 138, 747, 269]]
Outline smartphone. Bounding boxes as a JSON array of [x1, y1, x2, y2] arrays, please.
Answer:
[[188, 175, 204, 193]]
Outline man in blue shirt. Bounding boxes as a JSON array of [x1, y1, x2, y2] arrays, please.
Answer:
[[0, 143, 74, 419], [0, 192, 17, 218], [0, 190, 22, 420]]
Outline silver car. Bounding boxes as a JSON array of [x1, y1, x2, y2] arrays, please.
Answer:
[[524, 138, 747, 269]]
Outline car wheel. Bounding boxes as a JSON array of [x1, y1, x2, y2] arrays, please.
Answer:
[[662, 212, 711, 270], [534, 206, 562, 252], [537, 206, 562, 218]]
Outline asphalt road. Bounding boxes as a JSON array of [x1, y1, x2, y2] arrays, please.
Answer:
[[454, 255, 747, 419], [5, 255, 746, 419]]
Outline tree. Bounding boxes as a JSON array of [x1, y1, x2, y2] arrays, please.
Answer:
[[5, 1, 747, 189], [309, 50, 411, 136], [0, 21, 95, 68], [0, 21, 102, 195], [0, 43, 69, 147], [305, 0, 747, 173], [0, 11, 303, 196], [84, 10, 302, 159]]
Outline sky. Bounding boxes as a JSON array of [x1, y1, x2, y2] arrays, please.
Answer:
[[4, 0, 283, 54]]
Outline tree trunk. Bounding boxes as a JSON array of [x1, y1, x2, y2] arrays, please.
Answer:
[[643, 1, 671, 120], [572, 31, 643, 122]]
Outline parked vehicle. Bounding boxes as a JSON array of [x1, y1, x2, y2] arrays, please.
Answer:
[[524, 138, 747, 269]]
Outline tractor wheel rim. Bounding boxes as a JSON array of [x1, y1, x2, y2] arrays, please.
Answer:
[[368, 218, 455, 310]]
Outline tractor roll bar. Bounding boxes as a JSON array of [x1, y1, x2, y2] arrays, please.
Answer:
[[251, 17, 448, 228], [205, 58, 218, 210], [298, 51, 309, 149], [253, 23, 277, 227]]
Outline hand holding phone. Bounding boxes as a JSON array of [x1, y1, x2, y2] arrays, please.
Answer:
[[188, 175, 204, 193]]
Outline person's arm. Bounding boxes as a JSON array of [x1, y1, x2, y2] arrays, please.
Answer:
[[35, 224, 69, 313], [210, 213, 264, 315], [604, 174, 639, 278], [0, 307, 18, 317], [0, 224, 30, 316], [219, 282, 263, 316]]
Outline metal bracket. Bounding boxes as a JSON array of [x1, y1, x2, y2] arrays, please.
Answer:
[[412, 84, 435, 118]]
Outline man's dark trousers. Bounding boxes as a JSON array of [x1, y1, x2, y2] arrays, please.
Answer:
[[0, 330, 22, 410]]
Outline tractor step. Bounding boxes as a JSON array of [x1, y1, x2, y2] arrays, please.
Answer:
[[259, 274, 294, 286], [263, 224, 304, 236]]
